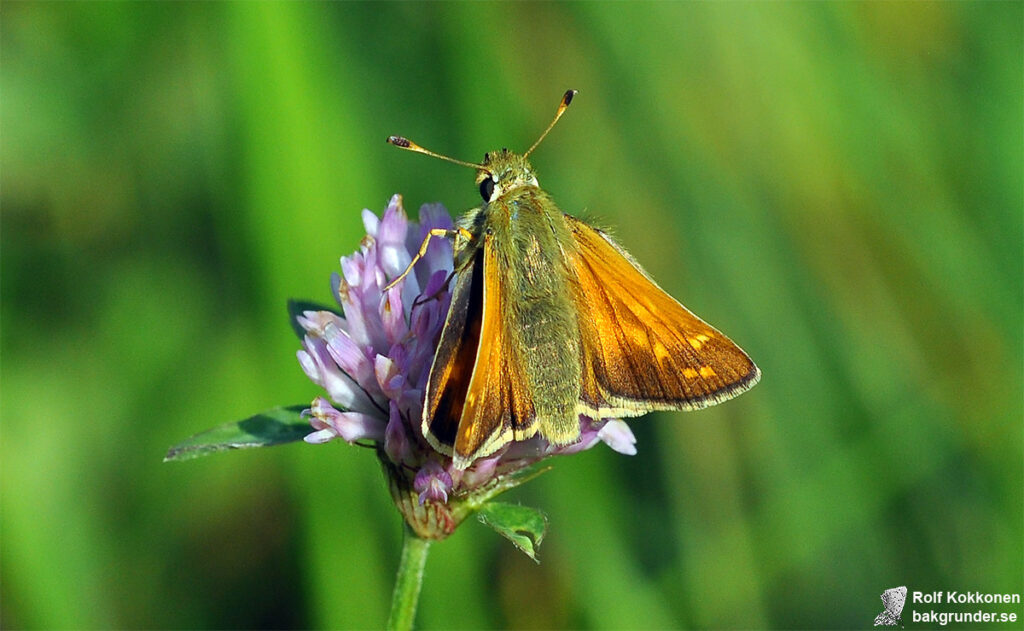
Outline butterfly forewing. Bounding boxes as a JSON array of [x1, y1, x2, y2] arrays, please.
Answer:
[[563, 214, 760, 416], [423, 239, 538, 466], [422, 251, 482, 452], [455, 238, 528, 463]]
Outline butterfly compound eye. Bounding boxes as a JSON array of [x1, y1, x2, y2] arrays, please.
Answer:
[[479, 177, 495, 202]]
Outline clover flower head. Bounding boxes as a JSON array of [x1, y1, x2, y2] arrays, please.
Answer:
[[295, 195, 636, 538]]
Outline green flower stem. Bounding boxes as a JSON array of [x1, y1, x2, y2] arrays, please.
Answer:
[[387, 524, 431, 631]]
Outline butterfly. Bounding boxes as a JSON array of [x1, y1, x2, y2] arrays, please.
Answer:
[[387, 90, 760, 469]]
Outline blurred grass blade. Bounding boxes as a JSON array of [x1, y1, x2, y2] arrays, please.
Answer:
[[164, 405, 310, 462], [476, 502, 548, 563]]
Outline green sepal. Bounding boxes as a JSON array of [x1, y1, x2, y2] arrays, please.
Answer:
[[476, 502, 549, 563], [164, 405, 309, 462]]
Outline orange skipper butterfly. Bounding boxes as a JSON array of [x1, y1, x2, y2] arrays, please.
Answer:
[[387, 90, 760, 469]]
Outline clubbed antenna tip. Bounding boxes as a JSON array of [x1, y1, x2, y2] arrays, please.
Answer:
[[525, 89, 578, 157], [387, 135, 412, 148]]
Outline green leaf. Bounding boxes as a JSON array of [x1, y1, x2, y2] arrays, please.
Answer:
[[476, 502, 548, 563], [164, 405, 310, 462]]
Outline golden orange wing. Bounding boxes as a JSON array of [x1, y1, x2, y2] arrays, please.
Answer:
[[422, 242, 536, 468], [563, 214, 760, 417], [422, 250, 482, 453]]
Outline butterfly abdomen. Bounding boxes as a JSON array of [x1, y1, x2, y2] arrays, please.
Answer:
[[514, 297, 582, 445]]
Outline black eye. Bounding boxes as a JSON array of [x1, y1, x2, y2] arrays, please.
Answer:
[[479, 178, 495, 201]]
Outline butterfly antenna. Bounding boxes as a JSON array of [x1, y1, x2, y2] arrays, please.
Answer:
[[524, 89, 577, 158], [386, 136, 483, 169]]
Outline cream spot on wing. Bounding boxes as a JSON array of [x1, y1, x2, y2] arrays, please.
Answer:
[[682, 368, 699, 379], [687, 334, 711, 350], [699, 366, 716, 378], [654, 340, 672, 364]]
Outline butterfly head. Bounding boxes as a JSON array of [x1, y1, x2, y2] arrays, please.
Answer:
[[476, 150, 538, 204], [387, 90, 576, 204]]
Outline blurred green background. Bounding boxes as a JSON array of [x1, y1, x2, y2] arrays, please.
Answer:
[[2, 3, 1021, 629]]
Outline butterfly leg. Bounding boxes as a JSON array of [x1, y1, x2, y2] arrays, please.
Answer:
[[384, 227, 472, 292], [411, 270, 457, 312]]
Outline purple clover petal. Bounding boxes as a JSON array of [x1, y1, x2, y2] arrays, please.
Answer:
[[348, 249, 389, 352], [380, 286, 408, 344], [304, 396, 386, 444], [330, 272, 345, 308], [414, 460, 453, 505], [388, 343, 410, 371], [340, 253, 363, 288], [323, 324, 375, 387], [421, 268, 450, 298], [384, 401, 410, 465], [597, 419, 637, 455], [298, 337, 376, 414], [332, 413, 386, 442], [551, 434, 600, 456], [378, 196, 412, 278], [418, 202, 453, 231], [362, 207, 381, 237], [297, 349, 321, 384], [304, 428, 339, 444], [296, 310, 346, 337], [358, 244, 382, 293], [339, 281, 370, 347], [417, 204, 455, 280], [374, 355, 406, 401], [459, 455, 501, 489]]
